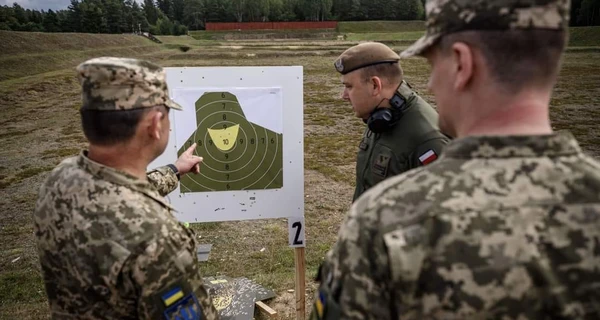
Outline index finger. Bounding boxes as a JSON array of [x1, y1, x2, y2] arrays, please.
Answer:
[[184, 143, 197, 155]]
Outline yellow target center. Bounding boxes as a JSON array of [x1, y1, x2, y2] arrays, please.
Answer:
[[207, 124, 240, 151]]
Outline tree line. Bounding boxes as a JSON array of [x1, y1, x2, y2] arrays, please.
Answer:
[[0, 0, 598, 35]]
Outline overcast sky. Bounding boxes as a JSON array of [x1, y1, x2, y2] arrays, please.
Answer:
[[1, 0, 141, 11]]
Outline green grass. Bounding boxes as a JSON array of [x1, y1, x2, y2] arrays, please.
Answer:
[[568, 26, 600, 46], [0, 45, 165, 82], [41, 148, 80, 160], [0, 270, 46, 305], [15, 167, 54, 181], [0, 166, 55, 189], [189, 29, 337, 40], [345, 31, 424, 41], [0, 30, 158, 56], [155, 35, 209, 45], [0, 130, 30, 139], [338, 20, 426, 33]]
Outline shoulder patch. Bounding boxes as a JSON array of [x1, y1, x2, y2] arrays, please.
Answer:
[[314, 290, 326, 318], [162, 287, 203, 320], [418, 149, 438, 165], [372, 154, 391, 177]]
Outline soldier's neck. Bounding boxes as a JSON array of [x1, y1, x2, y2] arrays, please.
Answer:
[[87, 144, 149, 181], [459, 89, 553, 138]]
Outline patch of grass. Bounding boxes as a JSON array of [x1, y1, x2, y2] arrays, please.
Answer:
[[308, 114, 336, 126], [14, 166, 54, 181], [42, 148, 80, 159], [190, 29, 338, 41], [304, 162, 353, 185], [61, 125, 80, 136], [156, 35, 210, 45], [56, 134, 87, 143], [304, 134, 359, 184], [338, 20, 426, 33], [0, 130, 29, 139], [1, 224, 32, 236], [0, 270, 46, 305], [164, 44, 192, 52], [345, 31, 424, 41], [566, 47, 600, 52], [568, 27, 600, 47], [0, 30, 157, 56], [192, 221, 222, 231], [0, 177, 17, 189]]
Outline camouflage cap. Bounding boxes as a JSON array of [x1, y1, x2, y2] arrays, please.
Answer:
[[334, 42, 401, 75], [400, 0, 571, 58], [76, 57, 183, 111]]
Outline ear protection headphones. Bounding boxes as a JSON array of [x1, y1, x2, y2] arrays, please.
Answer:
[[365, 90, 408, 133]]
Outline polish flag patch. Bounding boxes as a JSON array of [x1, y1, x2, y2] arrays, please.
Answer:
[[419, 150, 438, 165]]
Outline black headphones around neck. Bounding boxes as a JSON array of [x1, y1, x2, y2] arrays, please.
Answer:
[[365, 89, 408, 133]]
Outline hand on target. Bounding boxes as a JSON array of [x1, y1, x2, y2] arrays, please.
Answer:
[[175, 143, 203, 175]]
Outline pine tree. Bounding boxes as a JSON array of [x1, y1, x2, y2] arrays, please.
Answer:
[[143, 0, 158, 25], [42, 9, 61, 32]]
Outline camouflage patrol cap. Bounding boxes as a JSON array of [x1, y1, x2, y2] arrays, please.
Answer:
[[334, 42, 400, 75], [400, 0, 571, 58], [76, 57, 183, 111]]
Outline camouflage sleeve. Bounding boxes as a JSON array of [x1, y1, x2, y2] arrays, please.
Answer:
[[130, 227, 220, 320], [147, 166, 178, 197], [409, 134, 450, 169], [310, 198, 396, 320]]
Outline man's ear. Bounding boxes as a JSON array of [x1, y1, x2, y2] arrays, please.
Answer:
[[370, 76, 383, 96], [452, 42, 474, 91], [148, 110, 163, 140]]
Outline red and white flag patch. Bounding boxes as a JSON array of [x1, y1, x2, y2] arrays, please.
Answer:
[[418, 150, 438, 165]]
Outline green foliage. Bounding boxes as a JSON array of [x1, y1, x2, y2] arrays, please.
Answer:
[[0, 0, 596, 36]]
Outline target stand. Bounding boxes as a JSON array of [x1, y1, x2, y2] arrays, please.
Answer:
[[150, 66, 306, 319]]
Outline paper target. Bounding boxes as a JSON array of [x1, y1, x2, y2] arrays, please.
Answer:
[[177, 91, 283, 192], [148, 66, 304, 223]]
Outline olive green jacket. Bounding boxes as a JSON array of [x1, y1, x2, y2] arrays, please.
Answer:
[[353, 81, 450, 202]]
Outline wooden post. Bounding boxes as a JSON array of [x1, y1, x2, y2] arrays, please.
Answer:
[[256, 301, 278, 318], [295, 247, 306, 319]]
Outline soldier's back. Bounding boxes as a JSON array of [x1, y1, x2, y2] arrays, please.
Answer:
[[33, 153, 204, 319], [358, 132, 600, 319]]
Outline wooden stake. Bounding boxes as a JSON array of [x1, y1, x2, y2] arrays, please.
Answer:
[[295, 247, 306, 319], [256, 301, 278, 318]]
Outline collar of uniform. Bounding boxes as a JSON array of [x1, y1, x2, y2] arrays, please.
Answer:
[[77, 150, 176, 211], [395, 80, 416, 102], [442, 131, 582, 159]]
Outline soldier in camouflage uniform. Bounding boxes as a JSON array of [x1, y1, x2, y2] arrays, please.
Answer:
[[33, 57, 219, 319], [311, 0, 600, 319]]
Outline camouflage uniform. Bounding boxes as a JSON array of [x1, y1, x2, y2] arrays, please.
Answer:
[[148, 165, 180, 197], [311, 1, 600, 319], [33, 57, 219, 320]]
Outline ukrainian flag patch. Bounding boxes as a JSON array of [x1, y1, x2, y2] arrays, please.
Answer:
[[163, 291, 202, 320], [315, 290, 326, 318], [162, 287, 185, 307]]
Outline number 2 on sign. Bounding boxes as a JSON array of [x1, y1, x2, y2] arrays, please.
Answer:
[[288, 217, 305, 247]]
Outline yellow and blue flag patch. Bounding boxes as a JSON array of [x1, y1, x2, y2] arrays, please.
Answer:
[[162, 287, 185, 307], [314, 290, 326, 319], [161, 286, 202, 320]]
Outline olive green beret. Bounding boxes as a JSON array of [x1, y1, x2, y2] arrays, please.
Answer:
[[334, 42, 400, 75]]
